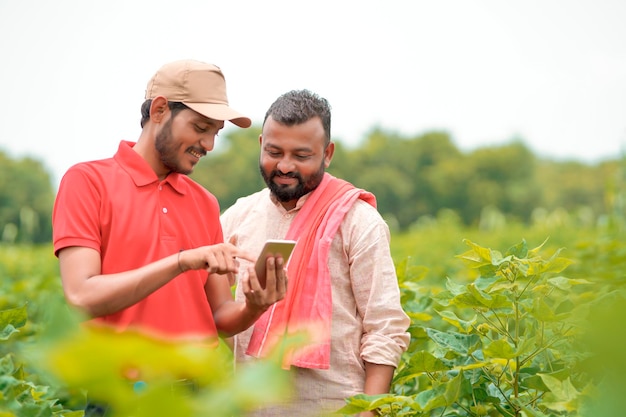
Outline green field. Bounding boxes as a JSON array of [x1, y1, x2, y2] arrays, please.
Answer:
[[1, 216, 625, 416]]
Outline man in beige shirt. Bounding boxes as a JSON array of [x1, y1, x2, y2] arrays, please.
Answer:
[[221, 89, 410, 417]]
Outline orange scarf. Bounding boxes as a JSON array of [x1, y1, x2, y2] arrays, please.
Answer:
[[246, 173, 376, 369]]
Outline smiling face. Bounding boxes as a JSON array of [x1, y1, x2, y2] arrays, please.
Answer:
[[259, 115, 334, 210], [154, 107, 224, 176]]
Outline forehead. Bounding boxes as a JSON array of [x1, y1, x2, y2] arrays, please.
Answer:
[[263, 116, 326, 146]]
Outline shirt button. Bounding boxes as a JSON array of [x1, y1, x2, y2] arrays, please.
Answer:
[[162, 207, 168, 214], [158, 185, 162, 191]]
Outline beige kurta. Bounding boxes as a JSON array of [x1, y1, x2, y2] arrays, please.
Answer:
[[221, 188, 410, 416]]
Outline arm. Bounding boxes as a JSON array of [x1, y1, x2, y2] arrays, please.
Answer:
[[58, 243, 253, 318], [205, 255, 288, 337], [363, 361, 395, 395], [345, 204, 410, 409], [359, 361, 396, 417], [350, 220, 410, 363]]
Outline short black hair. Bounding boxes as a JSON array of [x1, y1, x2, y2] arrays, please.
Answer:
[[263, 89, 331, 144]]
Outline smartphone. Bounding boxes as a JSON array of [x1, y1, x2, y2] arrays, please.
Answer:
[[254, 239, 297, 288]]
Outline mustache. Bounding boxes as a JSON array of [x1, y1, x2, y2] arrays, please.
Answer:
[[272, 171, 299, 179]]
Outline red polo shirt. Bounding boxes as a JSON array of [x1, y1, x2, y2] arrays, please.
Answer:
[[53, 141, 222, 340]]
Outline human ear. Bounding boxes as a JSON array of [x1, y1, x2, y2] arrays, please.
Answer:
[[149, 96, 169, 123], [323, 141, 335, 168]]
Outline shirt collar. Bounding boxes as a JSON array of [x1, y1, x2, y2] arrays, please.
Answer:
[[114, 140, 188, 195]]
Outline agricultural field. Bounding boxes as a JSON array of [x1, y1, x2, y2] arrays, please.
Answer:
[[1, 214, 625, 416]]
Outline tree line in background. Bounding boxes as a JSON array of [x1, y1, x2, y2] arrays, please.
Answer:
[[192, 126, 623, 231], [0, 126, 622, 244], [0, 151, 54, 244]]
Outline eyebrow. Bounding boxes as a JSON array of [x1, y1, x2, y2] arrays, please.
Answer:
[[194, 116, 223, 128], [265, 143, 314, 153]]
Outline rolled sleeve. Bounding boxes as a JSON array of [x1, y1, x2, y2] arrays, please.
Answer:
[[343, 202, 411, 367]]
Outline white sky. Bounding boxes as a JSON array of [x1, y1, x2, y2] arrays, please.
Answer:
[[1, 0, 625, 186]]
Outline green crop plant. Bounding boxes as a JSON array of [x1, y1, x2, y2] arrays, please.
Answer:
[[1, 304, 82, 416], [340, 239, 599, 416]]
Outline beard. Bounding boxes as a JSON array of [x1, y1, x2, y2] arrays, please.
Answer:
[[155, 118, 193, 175], [260, 160, 326, 203]]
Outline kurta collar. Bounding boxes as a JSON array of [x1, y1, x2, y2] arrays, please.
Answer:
[[268, 188, 311, 214]]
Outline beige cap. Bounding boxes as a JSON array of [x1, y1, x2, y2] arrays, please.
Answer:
[[145, 59, 251, 128]]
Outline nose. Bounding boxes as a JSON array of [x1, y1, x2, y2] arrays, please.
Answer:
[[199, 135, 215, 152], [276, 157, 295, 174]]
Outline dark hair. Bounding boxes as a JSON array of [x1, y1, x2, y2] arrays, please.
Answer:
[[140, 100, 190, 128], [263, 89, 332, 144]]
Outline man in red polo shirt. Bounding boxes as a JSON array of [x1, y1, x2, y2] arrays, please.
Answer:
[[53, 59, 286, 343]]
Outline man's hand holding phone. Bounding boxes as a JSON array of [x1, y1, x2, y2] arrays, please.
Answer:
[[254, 239, 296, 288], [241, 239, 295, 313]]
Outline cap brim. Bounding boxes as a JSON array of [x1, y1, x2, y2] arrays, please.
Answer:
[[185, 102, 252, 128]]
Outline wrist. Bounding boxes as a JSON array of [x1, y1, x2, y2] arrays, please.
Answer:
[[177, 250, 186, 273], [245, 298, 270, 317]]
